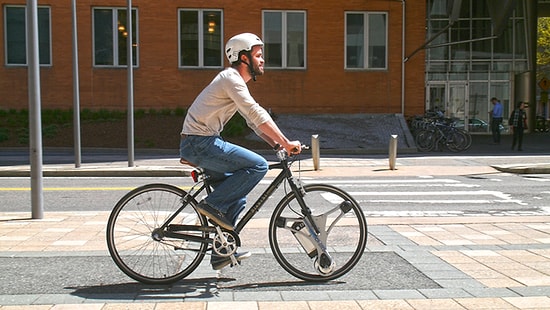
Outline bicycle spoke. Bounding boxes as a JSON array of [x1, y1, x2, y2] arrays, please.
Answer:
[[107, 184, 208, 284]]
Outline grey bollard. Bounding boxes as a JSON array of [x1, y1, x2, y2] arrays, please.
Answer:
[[389, 135, 398, 170], [312, 134, 320, 171]]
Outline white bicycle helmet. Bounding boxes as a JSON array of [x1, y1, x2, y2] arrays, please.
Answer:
[[225, 33, 264, 63]]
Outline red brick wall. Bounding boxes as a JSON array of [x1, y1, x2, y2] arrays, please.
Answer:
[[0, 0, 426, 116]]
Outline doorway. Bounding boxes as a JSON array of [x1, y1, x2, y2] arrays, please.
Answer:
[[426, 82, 469, 130]]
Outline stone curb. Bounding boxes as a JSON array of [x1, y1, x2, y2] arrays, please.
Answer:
[[491, 163, 550, 174], [1, 163, 549, 178]]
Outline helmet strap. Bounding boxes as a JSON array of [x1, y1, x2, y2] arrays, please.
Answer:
[[241, 52, 257, 81]]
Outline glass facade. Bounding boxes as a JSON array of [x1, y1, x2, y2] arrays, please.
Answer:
[[425, 0, 528, 133]]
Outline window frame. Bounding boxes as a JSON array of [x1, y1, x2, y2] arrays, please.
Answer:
[[345, 11, 388, 70], [262, 10, 307, 69], [92, 7, 139, 68], [178, 8, 224, 69], [4, 5, 52, 67]]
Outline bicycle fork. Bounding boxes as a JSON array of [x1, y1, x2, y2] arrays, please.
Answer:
[[308, 200, 353, 275], [286, 178, 345, 275], [298, 215, 336, 275]]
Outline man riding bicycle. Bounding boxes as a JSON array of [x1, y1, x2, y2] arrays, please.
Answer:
[[179, 33, 302, 269]]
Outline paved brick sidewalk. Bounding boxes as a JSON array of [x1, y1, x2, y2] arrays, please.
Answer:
[[2, 211, 550, 309]]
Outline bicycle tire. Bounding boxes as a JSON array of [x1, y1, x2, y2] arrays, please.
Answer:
[[461, 129, 472, 150], [268, 184, 368, 282], [446, 129, 471, 152], [445, 129, 466, 152], [106, 183, 208, 284], [415, 129, 435, 152]]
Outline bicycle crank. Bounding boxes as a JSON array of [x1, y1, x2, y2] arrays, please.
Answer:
[[212, 226, 240, 257]]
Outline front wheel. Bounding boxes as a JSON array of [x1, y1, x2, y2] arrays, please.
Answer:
[[268, 184, 368, 281], [106, 183, 208, 284]]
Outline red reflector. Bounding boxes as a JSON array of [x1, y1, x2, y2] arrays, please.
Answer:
[[191, 170, 199, 183]]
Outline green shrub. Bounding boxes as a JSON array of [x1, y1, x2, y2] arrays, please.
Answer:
[[174, 107, 186, 116], [5, 109, 29, 127], [16, 127, 29, 144], [0, 128, 9, 142], [135, 109, 146, 118], [43, 124, 59, 138], [222, 114, 247, 137], [42, 109, 72, 124]]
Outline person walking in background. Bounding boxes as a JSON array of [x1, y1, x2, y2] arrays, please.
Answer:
[[489, 97, 503, 144], [509, 101, 527, 151]]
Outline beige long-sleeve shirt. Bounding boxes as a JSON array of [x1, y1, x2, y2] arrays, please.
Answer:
[[181, 67, 272, 136]]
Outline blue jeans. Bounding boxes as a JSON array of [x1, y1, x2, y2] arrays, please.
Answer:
[[179, 135, 268, 225]]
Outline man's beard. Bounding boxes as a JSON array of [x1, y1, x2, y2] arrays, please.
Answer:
[[253, 63, 264, 76]]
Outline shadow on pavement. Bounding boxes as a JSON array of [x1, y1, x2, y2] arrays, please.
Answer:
[[68, 278, 219, 300]]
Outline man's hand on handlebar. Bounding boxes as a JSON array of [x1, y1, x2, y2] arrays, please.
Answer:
[[273, 141, 303, 155], [286, 141, 302, 155]]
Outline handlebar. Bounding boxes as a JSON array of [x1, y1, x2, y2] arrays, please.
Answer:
[[273, 143, 309, 161]]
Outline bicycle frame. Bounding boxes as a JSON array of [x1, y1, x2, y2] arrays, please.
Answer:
[[161, 151, 318, 246], [236, 158, 310, 233]]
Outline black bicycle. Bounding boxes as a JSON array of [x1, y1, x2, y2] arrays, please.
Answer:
[[415, 120, 471, 152], [106, 147, 368, 284]]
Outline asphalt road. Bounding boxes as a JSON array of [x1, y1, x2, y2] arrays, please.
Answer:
[[2, 173, 549, 216], [0, 251, 438, 297]]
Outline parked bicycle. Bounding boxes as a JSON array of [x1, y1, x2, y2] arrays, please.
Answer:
[[412, 116, 471, 152], [106, 146, 368, 284]]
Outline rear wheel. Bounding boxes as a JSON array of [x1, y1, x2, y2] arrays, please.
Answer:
[[106, 184, 208, 284]]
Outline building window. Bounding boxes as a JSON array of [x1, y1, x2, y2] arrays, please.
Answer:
[[4, 5, 51, 66], [93, 8, 138, 67], [345, 12, 387, 70], [179, 9, 223, 68], [263, 10, 306, 69]]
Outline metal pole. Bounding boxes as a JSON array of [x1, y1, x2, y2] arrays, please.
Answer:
[[526, 0, 537, 132], [126, 0, 135, 167], [389, 135, 398, 170], [311, 134, 320, 171], [71, 0, 81, 168], [27, 0, 44, 219], [401, 0, 405, 115]]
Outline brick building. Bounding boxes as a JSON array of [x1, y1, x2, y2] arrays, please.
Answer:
[[4, 0, 543, 132], [1, 0, 426, 117]]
